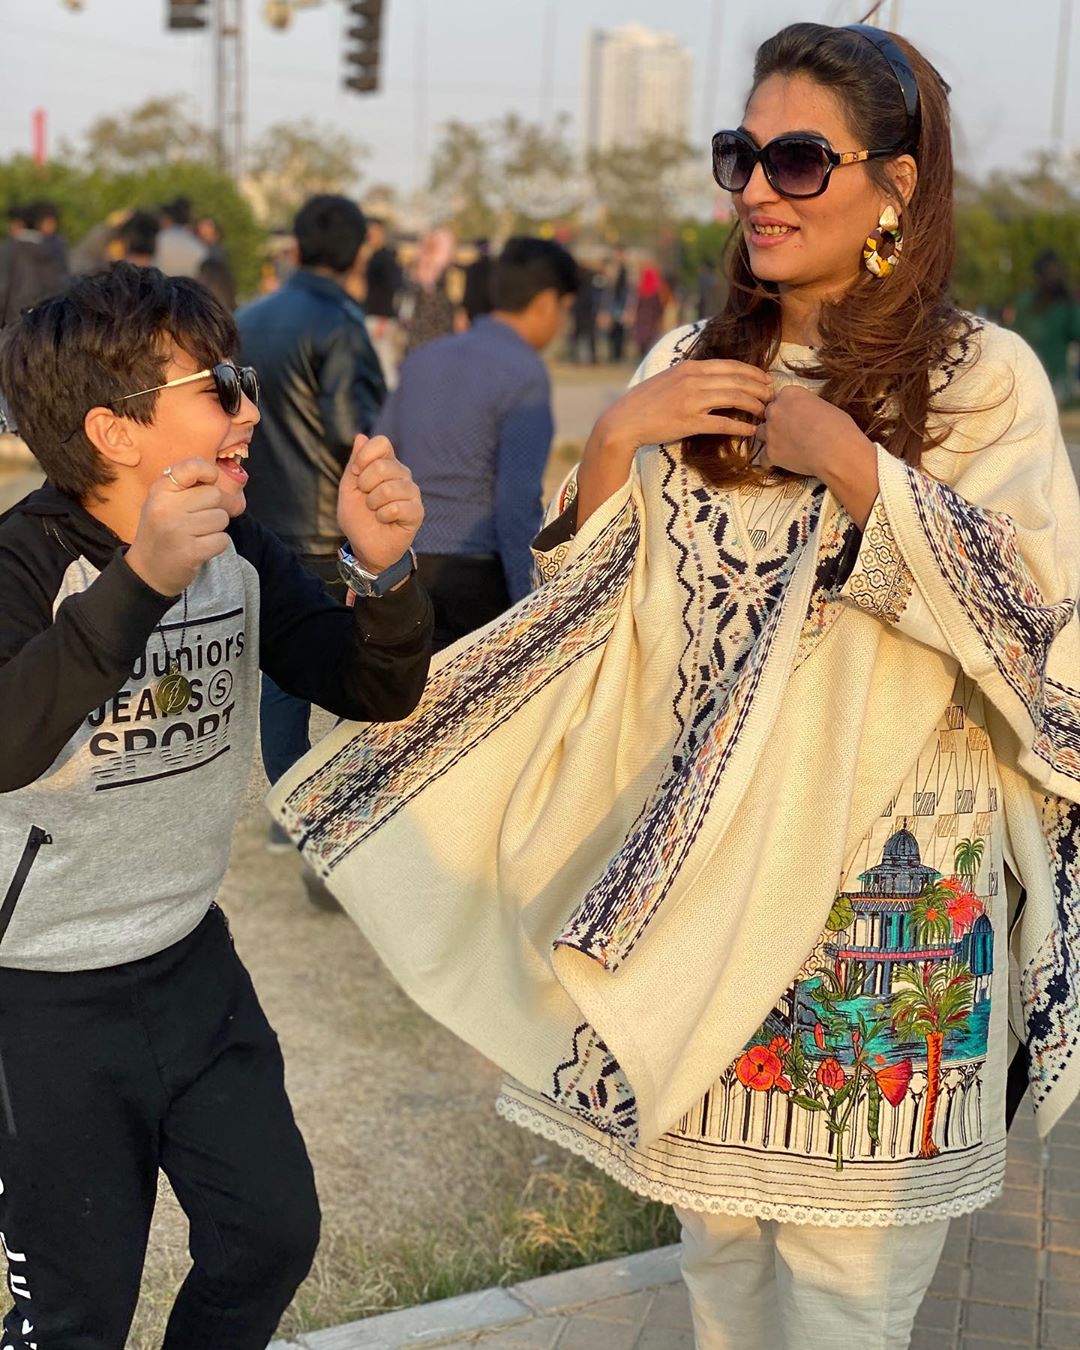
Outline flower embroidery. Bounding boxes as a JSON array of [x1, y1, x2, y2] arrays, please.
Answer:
[[939, 876, 985, 934], [736, 1045, 785, 1092], [817, 1058, 846, 1091], [873, 1058, 914, 1107]]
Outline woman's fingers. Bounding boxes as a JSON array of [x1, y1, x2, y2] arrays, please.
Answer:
[[692, 359, 774, 386], [693, 414, 763, 439]]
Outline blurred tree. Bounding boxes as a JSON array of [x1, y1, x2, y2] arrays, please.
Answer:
[[428, 120, 498, 238], [427, 114, 582, 239], [586, 135, 698, 246], [0, 158, 265, 300], [244, 120, 369, 228], [66, 96, 219, 176]]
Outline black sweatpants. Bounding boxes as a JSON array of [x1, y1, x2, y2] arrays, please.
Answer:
[[0, 906, 320, 1350]]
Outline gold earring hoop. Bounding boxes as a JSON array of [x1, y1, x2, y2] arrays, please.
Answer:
[[863, 205, 904, 279]]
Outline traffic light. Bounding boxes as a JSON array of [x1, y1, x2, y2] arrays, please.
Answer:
[[344, 0, 384, 94], [167, 1, 210, 31]]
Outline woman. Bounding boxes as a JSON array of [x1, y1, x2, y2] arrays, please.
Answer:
[[400, 225, 459, 356], [631, 262, 667, 359], [272, 22, 1080, 1350]]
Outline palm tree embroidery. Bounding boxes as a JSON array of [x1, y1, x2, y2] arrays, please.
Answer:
[[890, 961, 976, 1159], [954, 836, 985, 882]]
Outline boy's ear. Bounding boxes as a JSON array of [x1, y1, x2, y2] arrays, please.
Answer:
[[83, 407, 141, 469]]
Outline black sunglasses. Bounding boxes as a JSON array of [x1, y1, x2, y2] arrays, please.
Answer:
[[711, 130, 900, 200], [114, 361, 260, 417]]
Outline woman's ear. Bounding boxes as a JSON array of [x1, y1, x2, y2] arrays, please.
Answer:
[[888, 153, 918, 209], [83, 407, 141, 468]]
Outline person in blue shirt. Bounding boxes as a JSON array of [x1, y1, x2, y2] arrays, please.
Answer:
[[375, 236, 578, 649]]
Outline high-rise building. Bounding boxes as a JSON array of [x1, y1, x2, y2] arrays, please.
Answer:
[[583, 23, 693, 152]]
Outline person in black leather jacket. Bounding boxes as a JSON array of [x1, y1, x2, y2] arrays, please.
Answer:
[[237, 196, 388, 838]]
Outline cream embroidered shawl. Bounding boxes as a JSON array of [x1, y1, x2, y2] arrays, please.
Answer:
[[271, 319, 1080, 1148]]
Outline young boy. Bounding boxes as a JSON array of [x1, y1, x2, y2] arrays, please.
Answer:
[[0, 262, 432, 1349]]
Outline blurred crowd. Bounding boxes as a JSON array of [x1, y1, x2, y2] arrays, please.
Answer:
[[4, 196, 1076, 407]]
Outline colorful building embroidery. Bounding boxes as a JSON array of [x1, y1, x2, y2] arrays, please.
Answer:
[[684, 715, 1000, 1170]]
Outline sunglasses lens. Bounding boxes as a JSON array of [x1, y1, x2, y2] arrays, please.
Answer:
[[712, 134, 754, 192], [239, 367, 260, 407], [212, 365, 241, 415], [767, 139, 830, 196]]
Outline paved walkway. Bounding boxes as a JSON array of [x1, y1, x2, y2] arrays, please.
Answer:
[[270, 1097, 1080, 1350]]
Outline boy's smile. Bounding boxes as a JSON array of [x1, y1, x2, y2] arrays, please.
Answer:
[[140, 347, 260, 517]]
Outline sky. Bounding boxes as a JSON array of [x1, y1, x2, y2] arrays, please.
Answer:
[[0, 0, 1075, 194]]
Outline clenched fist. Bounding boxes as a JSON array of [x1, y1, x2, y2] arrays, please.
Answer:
[[337, 434, 424, 574], [125, 459, 231, 597]]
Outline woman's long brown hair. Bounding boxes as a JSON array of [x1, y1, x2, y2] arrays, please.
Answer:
[[685, 23, 966, 490]]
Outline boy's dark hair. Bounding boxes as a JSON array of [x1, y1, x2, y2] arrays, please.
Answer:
[[120, 210, 160, 259], [294, 195, 368, 273], [30, 201, 59, 229], [491, 237, 579, 313], [0, 262, 236, 500], [161, 195, 192, 227]]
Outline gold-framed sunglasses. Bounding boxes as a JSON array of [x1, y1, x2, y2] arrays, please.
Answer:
[[114, 361, 259, 416]]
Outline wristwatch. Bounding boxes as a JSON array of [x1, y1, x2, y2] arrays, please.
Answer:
[[337, 543, 417, 599]]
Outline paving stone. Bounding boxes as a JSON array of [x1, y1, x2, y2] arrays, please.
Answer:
[[1002, 1157, 1042, 1190], [633, 1331, 695, 1350], [553, 1315, 641, 1350], [1041, 1309, 1080, 1348], [909, 1331, 957, 1350], [959, 1339, 1030, 1350], [989, 1186, 1041, 1218], [1003, 1139, 1044, 1166], [512, 1249, 681, 1316], [1047, 1248, 1080, 1283], [1044, 1277, 1080, 1314], [928, 1260, 966, 1299], [1047, 1161, 1080, 1194], [966, 1263, 1038, 1309], [1047, 1219, 1080, 1253], [961, 1301, 1038, 1343], [1047, 1187, 1080, 1221], [969, 1239, 1040, 1279], [644, 1285, 694, 1332], [973, 1210, 1041, 1247], [915, 1295, 962, 1332], [301, 1289, 530, 1350], [473, 1321, 566, 1350], [580, 1292, 654, 1325]]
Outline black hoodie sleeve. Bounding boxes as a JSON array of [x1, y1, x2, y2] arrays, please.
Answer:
[[0, 533, 172, 793], [229, 515, 433, 722]]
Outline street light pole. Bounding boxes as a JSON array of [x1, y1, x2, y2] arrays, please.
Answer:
[[1051, 0, 1074, 164], [700, 0, 724, 145], [215, 0, 245, 180]]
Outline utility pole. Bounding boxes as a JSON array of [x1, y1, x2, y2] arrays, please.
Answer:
[[700, 0, 724, 145], [1051, 0, 1074, 163], [539, 0, 557, 130], [215, 0, 245, 180]]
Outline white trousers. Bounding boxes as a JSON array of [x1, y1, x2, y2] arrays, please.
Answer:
[[676, 1207, 950, 1350]]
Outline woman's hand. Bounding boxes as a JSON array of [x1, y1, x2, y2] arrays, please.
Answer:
[[597, 359, 773, 456], [759, 386, 880, 528], [576, 359, 773, 529]]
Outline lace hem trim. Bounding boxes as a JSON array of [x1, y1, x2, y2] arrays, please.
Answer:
[[495, 1094, 1004, 1230]]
